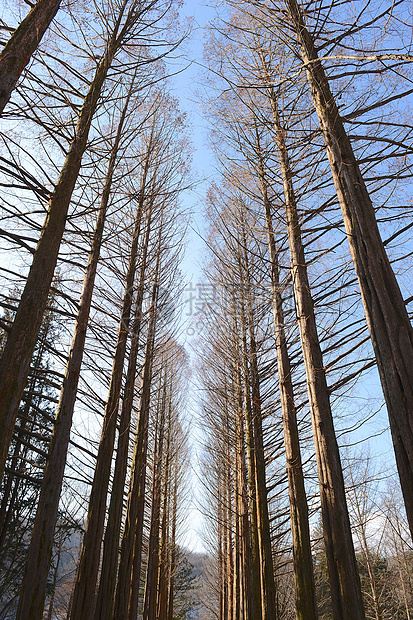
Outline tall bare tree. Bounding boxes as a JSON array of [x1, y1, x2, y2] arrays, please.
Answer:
[[0, 0, 61, 114]]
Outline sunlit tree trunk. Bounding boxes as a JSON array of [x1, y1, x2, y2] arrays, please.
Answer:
[[157, 411, 171, 620], [238, 214, 277, 620], [269, 88, 365, 619], [285, 0, 413, 539], [218, 475, 225, 620], [256, 130, 318, 620], [143, 379, 167, 620], [236, 293, 262, 620], [233, 427, 242, 620], [70, 165, 149, 620], [233, 369, 253, 620], [167, 467, 178, 620], [225, 437, 234, 620]]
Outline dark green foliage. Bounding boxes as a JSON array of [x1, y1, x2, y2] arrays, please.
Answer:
[[173, 549, 201, 620]]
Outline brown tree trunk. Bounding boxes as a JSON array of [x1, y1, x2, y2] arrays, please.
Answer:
[[69, 167, 149, 620], [94, 198, 153, 620], [0, 0, 61, 114], [224, 438, 234, 620], [269, 91, 365, 619], [167, 469, 178, 620], [0, 2, 127, 483], [218, 475, 224, 620], [256, 130, 318, 620], [285, 0, 413, 539], [233, 427, 241, 620], [232, 370, 253, 620], [16, 81, 133, 620], [236, 294, 263, 620], [143, 380, 166, 620], [157, 411, 171, 620], [240, 222, 277, 620], [113, 261, 159, 620]]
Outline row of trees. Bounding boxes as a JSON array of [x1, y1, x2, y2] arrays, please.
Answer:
[[1, 0, 413, 619], [197, 0, 413, 618], [0, 1, 199, 618]]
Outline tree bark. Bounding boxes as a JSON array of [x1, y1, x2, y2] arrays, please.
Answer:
[[143, 380, 166, 620], [0, 0, 61, 114], [285, 0, 413, 539], [94, 198, 153, 620], [0, 1, 127, 484], [238, 213, 277, 620], [157, 409, 171, 620], [113, 262, 159, 620], [233, 370, 253, 620], [69, 167, 148, 620], [256, 130, 318, 620], [237, 294, 262, 620], [269, 90, 365, 618], [167, 469, 178, 620], [16, 80, 132, 620]]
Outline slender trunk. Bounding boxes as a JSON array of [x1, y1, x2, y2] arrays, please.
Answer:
[[167, 470, 178, 620], [113, 261, 159, 620], [270, 91, 365, 619], [222, 461, 229, 620], [256, 131, 318, 620], [0, 0, 61, 114], [127, 285, 160, 620], [240, 220, 277, 620], [16, 82, 132, 620], [233, 431, 241, 620], [69, 191, 147, 619], [143, 381, 166, 620], [94, 199, 153, 620], [233, 370, 252, 620], [46, 536, 62, 620], [225, 441, 234, 620], [236, 295, 262, 620], [0, 2, 126, 482], [157, 408, 171, 620], [218, 476, 224, 620], [285, 0, 413, 538]]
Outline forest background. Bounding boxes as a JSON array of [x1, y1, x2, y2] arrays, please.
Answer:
[[0, 0, 412, 619]]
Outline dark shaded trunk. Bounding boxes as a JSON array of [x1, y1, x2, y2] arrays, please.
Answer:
[[0, 1, 127, 484], [113, 261, 159, 620], [0, 0, 61, 114]]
